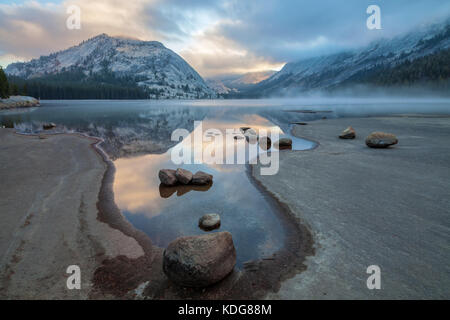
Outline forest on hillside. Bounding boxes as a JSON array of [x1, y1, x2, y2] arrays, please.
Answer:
[[5, 68, 151, 99]]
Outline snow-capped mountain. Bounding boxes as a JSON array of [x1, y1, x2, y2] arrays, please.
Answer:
[[6, 34, 215, 99], [247, 19, 450, 96]]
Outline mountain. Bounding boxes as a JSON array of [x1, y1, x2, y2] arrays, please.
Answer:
[[207, 70, 276, 94], [6, 34, 215, 99], [244, 19, 450, 97]]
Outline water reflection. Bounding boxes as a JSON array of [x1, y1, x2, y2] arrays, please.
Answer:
[[113, 112, 314, 267], [159, 183, 213, 198]]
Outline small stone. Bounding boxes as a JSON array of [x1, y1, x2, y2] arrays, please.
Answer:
[[175, 168, 193, 184], [163, 232, 236, 287], [366, 132, 398, 148], [192, 171, 213, 185], [43, 122, 56, 130], [199, 213, 221, 231], [244, 128, 258, 143], [274, 138, 292, 150], [159, 169, 178, 186], [258, 136, 271, 150], [38, 133, 47, 140], [339, 126, 356, 139], [240, 127, 251, 133]]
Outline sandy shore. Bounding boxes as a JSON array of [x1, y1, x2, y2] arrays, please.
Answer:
[[0, 129, 144, 299], [252, 115, 450, 299]]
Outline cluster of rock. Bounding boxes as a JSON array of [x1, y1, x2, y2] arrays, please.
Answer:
[[159, 168, 213, 186], [0, 96, 40, 110], [163, 232, 236, 287], [338, 127, 398, 148], [239, 127, 293, 150]]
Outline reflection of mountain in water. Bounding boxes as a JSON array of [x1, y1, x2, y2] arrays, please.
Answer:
[[0, 102, 209, 159], [88, 108, 209, 158]]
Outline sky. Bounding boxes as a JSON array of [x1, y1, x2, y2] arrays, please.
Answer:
[[0, 0, 449, 77]]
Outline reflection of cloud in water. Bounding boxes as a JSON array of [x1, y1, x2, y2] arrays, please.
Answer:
[[114, 153, 170, 216]]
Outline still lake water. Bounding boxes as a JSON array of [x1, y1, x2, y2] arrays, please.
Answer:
[[2, 98, 450, 267]]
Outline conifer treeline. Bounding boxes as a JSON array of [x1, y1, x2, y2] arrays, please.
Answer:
[[6, 69, 149, 99]]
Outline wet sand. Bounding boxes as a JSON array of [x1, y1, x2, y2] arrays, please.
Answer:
[[0, 129, 144, 299], [252, 115, 450, 299]]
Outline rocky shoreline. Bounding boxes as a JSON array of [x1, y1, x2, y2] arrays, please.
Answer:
[[0, 96, 40, 110]]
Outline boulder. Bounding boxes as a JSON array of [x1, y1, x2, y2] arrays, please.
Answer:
[[159, 169, 178, 186], [192, 171, 213, 185], [244, 128, 258, 143], [339, 126, 356, 139], [275, 138, 292, 150], [163, 232, 236, 287], [199, 213, 221, 231], [366, 132, 398, 148], [43, 122, 56, 130], [258, 136, 271, 150], [175, 168, 193, 184]]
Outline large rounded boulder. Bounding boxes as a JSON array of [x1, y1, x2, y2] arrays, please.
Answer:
[[163, 232, 236, 287], [365, 132, 398, 148]]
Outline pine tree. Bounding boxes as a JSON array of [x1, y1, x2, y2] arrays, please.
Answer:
[[0, 67, 9, 99], [11, 83, 19, 96]]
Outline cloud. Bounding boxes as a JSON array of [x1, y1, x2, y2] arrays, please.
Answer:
[[0, 0, 449, 75]]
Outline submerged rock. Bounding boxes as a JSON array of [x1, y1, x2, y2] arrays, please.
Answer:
[[339, 126, 356, 139], [159, 169, 178, 186], [163, 232, 236, 287], [192, 171, 213, 185], [175, 168, 193, 184], [366, 132, 398, 148], [275, 138, 292, 150], [199, 213, 221, 231]]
